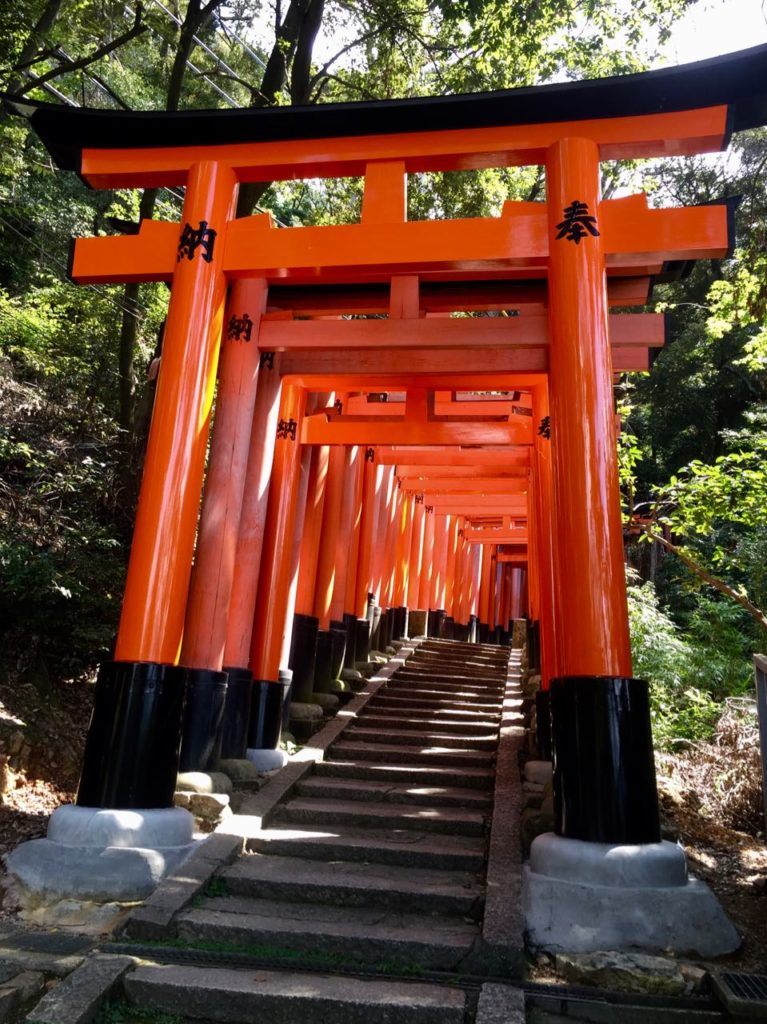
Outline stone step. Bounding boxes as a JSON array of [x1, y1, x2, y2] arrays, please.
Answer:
[[364, 700, 499, 724], [125, 963, 466, 1024], [391, 674, 504, 692], [383, 685, 501, 705], [221, 853, 484, 914], [273, 797, 486, 836], [358, 713, 498, 735], [246, 824, 487, 870], [313, 760, 495, 789], [178, 897, 478, 970], [295, 775, 493, 809], [329, 741, 495, 768], [370, 694, 500, 713], [345, 728, 497, 751]]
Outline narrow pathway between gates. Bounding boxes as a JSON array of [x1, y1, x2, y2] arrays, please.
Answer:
[[115, 639, 526, 1023]]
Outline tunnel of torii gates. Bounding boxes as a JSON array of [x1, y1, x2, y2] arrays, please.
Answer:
[[12, 43, 767, 851]]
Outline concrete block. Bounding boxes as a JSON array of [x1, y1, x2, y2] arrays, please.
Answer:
[[475, 983, 525, 1024], [217, 758, 261, 781], [46, 805, 194, 848], [26, 954, 134, 1024], [530, 834, 688, 888]]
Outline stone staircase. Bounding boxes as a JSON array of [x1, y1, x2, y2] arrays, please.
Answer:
[[116, 639, 525, 1024]]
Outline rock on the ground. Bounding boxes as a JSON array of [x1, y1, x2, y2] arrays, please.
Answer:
[[524, 760, 552, 786], [187, 793, 231, 822], [20, 898, 130, 935], [217, 759, 261, 782], [289, 702, 324, 723], [176, 771, 233, 795], [554, 951, 689, 995]]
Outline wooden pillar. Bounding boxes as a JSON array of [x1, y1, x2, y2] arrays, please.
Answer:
[[407, 497, 426, 609], [181, 279, 267, 671], [418, 507, 435, 610], [354, 449, 378, 617], [546, 136, 658, 844]]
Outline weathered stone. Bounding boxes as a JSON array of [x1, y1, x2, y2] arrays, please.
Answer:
[[679, 962, 707, 995], [187, 793, 231, 821], [524, 760, 552, 786], [176, 771, 233, 795], [475, 983, 525, 1024], [0, 987, 18, 1022], [217, 758, 261, 781], [26, 954, 134, 1024], [21, 899, 130, 936], [554, 951, 688, 995], [289, 702, 323, 722], [310, 693, 340, 711], [172, 791, 190, 808], [8, 971, 44, 1003]]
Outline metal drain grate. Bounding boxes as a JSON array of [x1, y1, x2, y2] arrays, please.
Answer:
[[711, 971, 767, 1017]]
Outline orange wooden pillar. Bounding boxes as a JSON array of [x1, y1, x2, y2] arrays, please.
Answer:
[[408, 497, 426, 610], [418, 506, 435, 628], [78, 161, 238, 809], [223, 353, 282, 669], [355, 449, 378, 619], [391, 489, 413, 639], [247, 383, 307, 752], [546, 137, 658, 843], [532, 382, 560, 690], [478, 543, 493, 642], [181, 279, 266, 671]]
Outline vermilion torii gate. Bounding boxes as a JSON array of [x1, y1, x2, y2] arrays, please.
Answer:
[[9, 44, 767, 948]]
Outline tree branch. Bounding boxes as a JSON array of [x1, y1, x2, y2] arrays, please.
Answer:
[[14, 4, 147, 97], [643, 528, 767, 633]]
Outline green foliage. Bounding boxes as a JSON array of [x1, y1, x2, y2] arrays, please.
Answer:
[[626, 572, 748, 749]]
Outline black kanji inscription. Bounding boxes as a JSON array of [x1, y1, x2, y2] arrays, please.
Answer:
[[365, 447, 375, 463], [259, 351, 275, 370], [227, 312, 254, 342], [177, 220, 217, 262], [555, 201, 599, 245], [276, 418, 297, 441], [538, 415, 551, 440]]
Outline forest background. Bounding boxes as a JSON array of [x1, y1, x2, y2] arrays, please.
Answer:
[[1, 0, 766, 831]]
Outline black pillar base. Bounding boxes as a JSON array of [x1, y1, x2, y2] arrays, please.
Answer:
[[478, 622, 489, 644], [248, 676, 291, 749], [527, 619, 541, 672], [329, 622, 347, 683], [468, 615, 479, 643], [551, 675, 661, 844], [77, 660, 187, 810], [220, 666, 253, 761], [342, 612, 357, 669], [289, 613, 319, 703], [314, 629, 333, 692], [354, 617, 371, 662], [535, 688, 552, 761], [370, 606, 382, 651], [178, 668, 229, 774], [493, 625, 502, 645]]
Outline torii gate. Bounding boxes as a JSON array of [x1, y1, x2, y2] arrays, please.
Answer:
[[9, 45, 766, 947]]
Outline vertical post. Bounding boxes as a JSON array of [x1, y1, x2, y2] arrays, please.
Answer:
[[181, 278, 268, 672], [78, 161, 237, 810], [355, 449, 378, 618], [419, 507, 435, 614], [546, 136, 658, 843], [223, 352, 283, 670]]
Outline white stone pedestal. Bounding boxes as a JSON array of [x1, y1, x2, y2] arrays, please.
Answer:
[[523, 833, 740, 957]]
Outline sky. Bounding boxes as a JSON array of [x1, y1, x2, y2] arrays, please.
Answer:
[[659, 0, 767, 64]]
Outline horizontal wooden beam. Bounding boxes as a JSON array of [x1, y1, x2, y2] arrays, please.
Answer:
[[400, 477, 528, 494]]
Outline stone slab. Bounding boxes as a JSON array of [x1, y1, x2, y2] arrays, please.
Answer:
[[275, 796, 485, 836], [475, 983, 525, 1024], [26, 953, 134, 1024], [177, 897, 477, 968], [125, 963, 466, 1024], [176, 771, 233, 795], [222, 853, 483, 915], [478, 664, 526, 978]]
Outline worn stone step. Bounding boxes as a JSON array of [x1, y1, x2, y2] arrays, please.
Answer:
[[246, 824, 487, 870], [295, 775, 493, 809], [358, 713, 498, 735], [178, 897, 478, 970], [392, 674, 504, 692], [313, 760, 495, 789], [125, 963, 466, 1024], [364, 708, 499, 726], [329, 740, 495, 768], [273, 797, 486, 836], [345, 728, 497, 751], [383, 685, 501, 705], [221, 854, 484, 914], [371, 694, 500, 713]]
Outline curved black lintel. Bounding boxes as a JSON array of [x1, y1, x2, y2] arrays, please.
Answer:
[[6, 44, 767, 172]]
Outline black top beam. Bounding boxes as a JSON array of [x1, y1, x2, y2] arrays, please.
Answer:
[[6, 44, 767, 172]]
